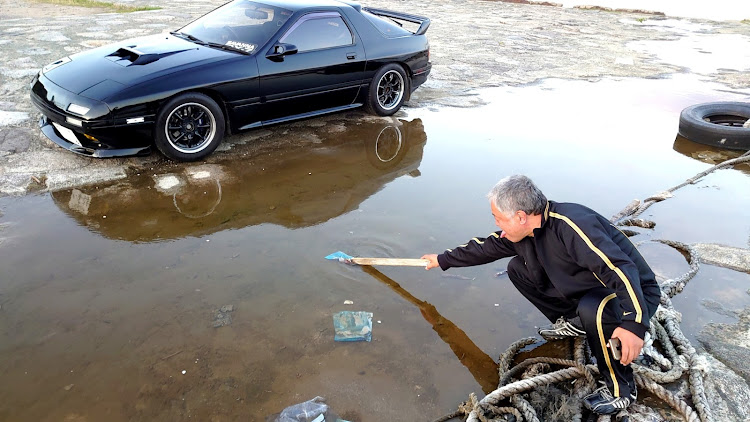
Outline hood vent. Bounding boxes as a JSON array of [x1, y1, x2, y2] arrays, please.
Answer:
[[107, 46, 184, 66]]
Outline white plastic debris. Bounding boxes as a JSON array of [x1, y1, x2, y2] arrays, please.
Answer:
[[182, 370, 186, 375], [344, 300, 354, 305]]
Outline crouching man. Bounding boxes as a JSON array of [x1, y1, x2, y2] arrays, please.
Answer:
[[422, 175, 661, 415]]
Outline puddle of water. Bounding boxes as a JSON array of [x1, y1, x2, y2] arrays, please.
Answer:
[[1, 75, 750, 421], [630, 33, 750, 74]]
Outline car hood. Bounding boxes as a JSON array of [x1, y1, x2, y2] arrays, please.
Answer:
[[42, 35, 237, 101]]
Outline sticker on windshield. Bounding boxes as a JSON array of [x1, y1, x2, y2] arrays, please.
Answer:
[[225, 41, 256, 53]]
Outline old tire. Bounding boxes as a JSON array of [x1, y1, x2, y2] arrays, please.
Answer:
[[365, 64, 408, 116], [155, 92, 225, 161], [678, 102, 750, 151]]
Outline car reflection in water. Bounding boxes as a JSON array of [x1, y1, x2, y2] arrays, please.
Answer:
[[673, 135, 750, 178], [52, 118, 426, 242]]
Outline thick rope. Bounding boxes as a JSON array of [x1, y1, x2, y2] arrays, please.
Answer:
[[635, 373, 700, 422], [655, 240, 700, 299], [510, 395, 539, 422], [498, 337, 537, 380], [500, 356, 597, 387], [466, 366, 586, 421]]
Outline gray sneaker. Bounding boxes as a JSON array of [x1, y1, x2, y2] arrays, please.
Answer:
[[538, 316, 586, 339]]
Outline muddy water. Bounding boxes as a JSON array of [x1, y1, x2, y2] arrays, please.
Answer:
[[1, 76, 750, 421]]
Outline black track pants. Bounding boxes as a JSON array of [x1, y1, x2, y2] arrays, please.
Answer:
[[506, 256, 578, 322], [507, 256, 643, 398], [577, 287, 637, 398]]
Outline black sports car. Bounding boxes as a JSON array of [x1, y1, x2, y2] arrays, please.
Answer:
[[30, 0, 430, 161]]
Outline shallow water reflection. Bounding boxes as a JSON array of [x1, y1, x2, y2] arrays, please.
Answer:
[[51, 118, 427, 242], [672, 135, 750, 177]]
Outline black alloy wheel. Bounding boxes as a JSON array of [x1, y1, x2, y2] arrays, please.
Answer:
[[366, 64, 408, 116], [155, 92, 225, 161]]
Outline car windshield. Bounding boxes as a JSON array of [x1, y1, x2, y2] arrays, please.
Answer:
[[178, 0, 292, 54]]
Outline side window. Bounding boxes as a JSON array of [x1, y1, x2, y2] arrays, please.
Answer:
[[280, 14, 353, 52]]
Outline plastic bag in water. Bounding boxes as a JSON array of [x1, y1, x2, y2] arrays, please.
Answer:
[[277, 396, 328, 422], [332, 311, 373, 342]]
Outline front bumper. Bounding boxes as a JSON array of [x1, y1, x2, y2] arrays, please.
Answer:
[[31, 72, 153, 158], [39, 115, 151, 158]]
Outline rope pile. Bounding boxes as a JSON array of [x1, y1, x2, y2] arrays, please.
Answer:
[[434, 151, 750, 422]]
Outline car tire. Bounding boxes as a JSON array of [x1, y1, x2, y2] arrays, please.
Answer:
[[365, 64, 408, 116], [154, 92, 225, 161], [678, 101, 750, 151]]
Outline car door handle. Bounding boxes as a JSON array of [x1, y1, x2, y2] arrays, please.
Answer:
[[346, 52, 357, 60]]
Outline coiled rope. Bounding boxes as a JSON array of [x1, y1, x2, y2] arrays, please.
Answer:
[[433, 151, 750, 422]]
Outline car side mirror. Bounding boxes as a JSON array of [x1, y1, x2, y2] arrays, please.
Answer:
[[266, 43, 298, 61]]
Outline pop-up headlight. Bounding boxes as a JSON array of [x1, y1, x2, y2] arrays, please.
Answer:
[[42, 57, 71, 74]]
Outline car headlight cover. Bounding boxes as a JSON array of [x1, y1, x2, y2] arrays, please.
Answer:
[[42, 56, 71, 74], [67, 103, 90, 116]]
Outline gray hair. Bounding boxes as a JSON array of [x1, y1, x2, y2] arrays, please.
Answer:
[[486, 175, 547, 216]]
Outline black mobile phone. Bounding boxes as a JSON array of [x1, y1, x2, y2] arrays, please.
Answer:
[[608, 338, 622, 360]]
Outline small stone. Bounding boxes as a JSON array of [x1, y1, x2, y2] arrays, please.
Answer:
[[182, 370, 186, 375], [63, 384, 74, 391], [220, 305, 234, 313], [377, 320, 382, 324], [344, 300, 354, 305]]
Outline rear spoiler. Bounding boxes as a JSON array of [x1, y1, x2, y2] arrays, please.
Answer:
[[362, 7, 431, 35]]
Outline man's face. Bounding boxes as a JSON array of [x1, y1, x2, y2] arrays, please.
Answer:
[[490, 201, 526, 242]]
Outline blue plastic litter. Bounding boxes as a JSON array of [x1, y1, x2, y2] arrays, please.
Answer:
[[332, 311, 373, 342], [324, 251, 353, 261]]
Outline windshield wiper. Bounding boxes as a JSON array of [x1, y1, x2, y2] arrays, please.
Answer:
[[203, 41, 251, 55], [170, 31, 250, 55], [170, 31, 207, 45]]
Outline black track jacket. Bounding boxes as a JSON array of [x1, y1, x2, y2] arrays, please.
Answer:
[[436, 201, 661, 339]]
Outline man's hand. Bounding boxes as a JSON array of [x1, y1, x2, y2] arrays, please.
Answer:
[[421, 254, 439, 270], [611, 327, 643, 366]]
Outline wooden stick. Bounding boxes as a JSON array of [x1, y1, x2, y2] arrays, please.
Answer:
[[349, 257, 429, 267]]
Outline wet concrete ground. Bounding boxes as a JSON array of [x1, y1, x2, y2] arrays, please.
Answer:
[[1, 0, 750, 421]]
